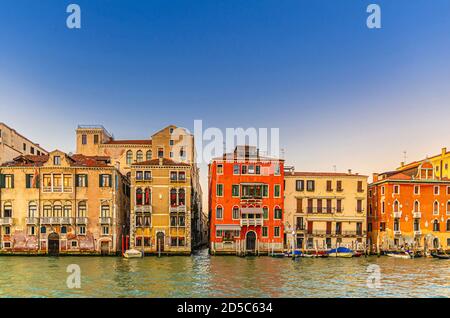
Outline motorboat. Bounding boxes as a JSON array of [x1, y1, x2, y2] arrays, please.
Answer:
[[123, 249, 143, 258], [327, 247, 354, 258], [385, 251, 411, 259]]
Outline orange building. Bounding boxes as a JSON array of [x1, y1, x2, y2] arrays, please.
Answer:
[[368, 161, 450, 252], [209, 146, 284, 255]]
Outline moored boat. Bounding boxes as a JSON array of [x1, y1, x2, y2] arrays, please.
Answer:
[[123, 249, 143, 259], [431, 253, 450, 260], [385, 251, 411, 259], [327, 247, 354, 258]]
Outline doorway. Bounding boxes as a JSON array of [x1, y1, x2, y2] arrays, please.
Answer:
[[246, 231, 256, 252], [48, 232, 60, 256], [100, 241, 109, 255], [157, 232, 165, 252]]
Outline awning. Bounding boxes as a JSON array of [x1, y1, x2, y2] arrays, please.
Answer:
[[240, 207, 263, 214], [215, 224, 241, 231]]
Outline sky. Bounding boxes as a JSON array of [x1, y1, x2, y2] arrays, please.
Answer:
[[1, 0, 450, 205]]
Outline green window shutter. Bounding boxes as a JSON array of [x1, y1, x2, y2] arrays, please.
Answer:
[[26, 174, 31, 188], [11, 175, 14, 188], [36, 176, 40, 188], [75, 175, 79, 187], [109, 174, 112, 187], [99, 174, 103, 187], [0, 174, 4, 188], [85, 175, 88, 187]]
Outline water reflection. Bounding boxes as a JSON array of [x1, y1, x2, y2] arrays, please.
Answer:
[[0, 250, 448, 298]]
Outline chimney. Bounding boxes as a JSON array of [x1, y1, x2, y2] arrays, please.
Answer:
[[400, 162, 404, 167], [373, 173, 379, 182], [159, 157, 163, 166], [348, 169, 352, 174], [442, 147, 447, 156]]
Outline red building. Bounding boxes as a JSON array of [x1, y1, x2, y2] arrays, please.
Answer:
[[208, 146, 284, 255]]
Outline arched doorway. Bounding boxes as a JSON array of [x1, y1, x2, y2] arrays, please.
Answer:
[[157, 232, 165, 252], [100, 241, 110, 255], [246, 231, 257, 252], [48, 232, 60, 256], [433, 238, 440, 249]]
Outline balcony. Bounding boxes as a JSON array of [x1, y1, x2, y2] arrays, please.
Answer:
[[99, 217, 112, 225], [0, 217, 13, 225], [76, 217, 88, 225], [393, 212, 402, 218], [60, 217, 73, 225], [413, 211, 421, 218], [26, 217, 39, 225], [394, 230, 402, 236], [170, 205, 186, 213], [240, 218, 263, 227], [40, 217, 52, 224], [135, 205, 152, 213]]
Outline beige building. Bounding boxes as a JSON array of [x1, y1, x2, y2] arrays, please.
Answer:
[[0, 122, 47, 164], [284, 170, 368, 251], [75, 124, 205, 251], [0, 150, 129, 255], [130, 158, 194, 254]]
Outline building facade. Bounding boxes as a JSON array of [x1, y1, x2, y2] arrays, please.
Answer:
[[209, 146, 284, 255], [368, 161, 450, 252], [284, 170, 368, 251], [0, 122, 47, 165], [0, 150, 129, 255], [129, 158, 193, 254]]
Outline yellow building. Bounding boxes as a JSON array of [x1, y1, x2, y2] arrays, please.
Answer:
[[130, 158, 193, 254], [398, 147, 450, 180], [0, 150, 129, 255], [0, 122, 47, 164], [284, 170, 368, 251]]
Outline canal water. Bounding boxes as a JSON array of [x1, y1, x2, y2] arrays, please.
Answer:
[[0, 249, 448, 298]]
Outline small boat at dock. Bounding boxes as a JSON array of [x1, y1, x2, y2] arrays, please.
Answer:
[[123, 249, 143, 258], [327, 247, 354, 258], [431, 253, 450, 260], [385, 251, 411, 259]]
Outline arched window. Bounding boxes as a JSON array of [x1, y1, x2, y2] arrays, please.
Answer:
[[28, 202, 37, 218], [232, 206, 240, 219], [446, 219, 450, 232], [216, 206, 223, 219], [63, 203, 72, 217], [78, 201, 87, 217], [136, 188, 143, 206], [126, 150, 133, 165], [178, 189, 185, 206], [136, 150, 143, 163], [53, 202, 62, 217], [433, 219, 440, 232], [144, 188, 151, 205], [101, 204, 110, 218], [414, 200, 420, 212], [43, 203, 52, 217], [170, 188, 177, 207], [274, 206, 282, 219], [433, 201, 439, 215], [393, 200, 399, 213], [146, 150, 152, 161], [3, 202, 12, 218]]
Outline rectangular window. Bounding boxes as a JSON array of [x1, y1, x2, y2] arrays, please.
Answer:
[[216, 207, 223, 219], [30, 147, 35, 155], [326, 180, 332, 192], [217, 164, 223, 174], [263, 207, 269, 219], [232, 185, 240, 197], [381, 201, 385, 214], [144, 171, 152, 180], [262, 227, 268, 237], [216, 184, 223, 197], [94, 134, 99, 144], [296, 198, 303, 213], [136, 171, 143, 180], [170, 140, 174, 146], [262, 185, 269, 197], [381, 186, 385, 195], [248, 165, 255, 174], [99, 174, 112, 187], [393, 185, 400, 194], [274, 163, 280, 176], [447, 186, 450, 195], [0, 174, 14, 189], [336, 199, 342, 213], [434, 186, 439, 195], [81, 134, 87, 145], [23, 143, 26, 151], [296, 180, 304, 191], [53, 156, 61, 165], [414, 185, 420, 195], [274, 184, 281, 198], [233, 164, 240, 175], [274, 208, 282, 219], [357, 181, 364, 192], [78, 226, 86, 235], [255, 165, 261, 175], [102, 226, 109, 235], [232, 207, 240, 219], [356, 200, 363, 213], [241, 165, 247, 174], [336, 180, 343, 192], [76, 174, 88, 187], [158, 148, 164, 158], [274, 226, 280, 237], [306, 180, 315, 192]]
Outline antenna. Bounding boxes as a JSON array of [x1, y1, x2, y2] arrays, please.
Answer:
[[333, 165, 337, 172], [403, 150, 407, 163], [281, 148, 285, 160]]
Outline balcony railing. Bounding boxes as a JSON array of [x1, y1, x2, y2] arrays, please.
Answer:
[[41, 217, 52, 224], [0, 217, 13, 225], [170, 205, 186, 213], [306, 207, 335, 214], [306, 230, 365, 237], [393, 212, 402, 218], [240, 218, 263, 227], [135, 205, 152, 213], [76, 217, 88, 224], [60, 217, 73, 225], [99, 217, 112, 224], [26, 217, 39, 225], [413, 211, 421, 218]]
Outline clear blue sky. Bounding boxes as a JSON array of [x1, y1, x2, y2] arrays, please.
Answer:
[[1, 0, 450, 193]]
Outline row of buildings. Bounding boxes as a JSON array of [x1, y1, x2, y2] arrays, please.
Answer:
[[0, 123, 207, 255], [1, 122, 449, 255]]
